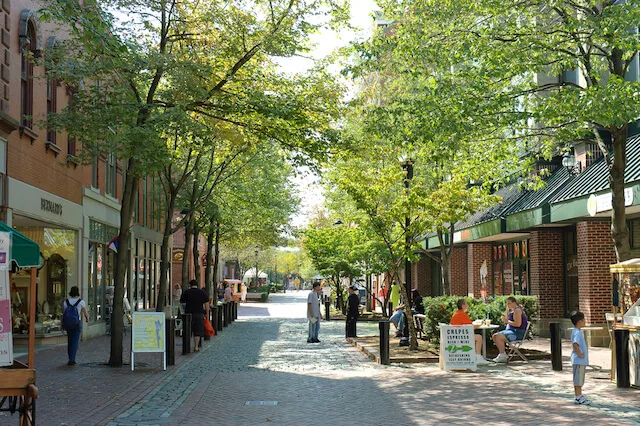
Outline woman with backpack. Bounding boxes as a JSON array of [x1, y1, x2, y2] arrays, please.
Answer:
[[62, 286, 89, 366]]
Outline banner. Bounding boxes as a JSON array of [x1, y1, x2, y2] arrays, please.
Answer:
[[440, 324, 477, 371], [0, 271, 13, 366]]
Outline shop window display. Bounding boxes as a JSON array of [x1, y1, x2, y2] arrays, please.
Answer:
[[492, 240, 529, 296]]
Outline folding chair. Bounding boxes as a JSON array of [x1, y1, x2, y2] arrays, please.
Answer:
[[505, 322, 531, 363], [413, 314, 425, 340]]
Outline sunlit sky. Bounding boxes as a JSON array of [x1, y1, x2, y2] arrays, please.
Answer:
[[281, 0, 379, 228]]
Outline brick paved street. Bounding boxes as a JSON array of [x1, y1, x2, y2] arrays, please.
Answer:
[[4, 292, 639, 426]]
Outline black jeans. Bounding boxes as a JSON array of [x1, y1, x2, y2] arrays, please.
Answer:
[[346, 316, 358, 338]]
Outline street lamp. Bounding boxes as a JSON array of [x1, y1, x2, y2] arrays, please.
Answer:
[[562, 150, 581, 175], [254, 248, 259, 287], [400, 156, 414, 306]]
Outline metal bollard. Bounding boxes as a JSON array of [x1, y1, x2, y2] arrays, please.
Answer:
[[166, 318, 175, 366], [217, 304, 223, 332], [182, 313, 192, 355], [211, 305, 219, 333], [234, 300, 238, 319], [614, 328, 630, 388], [325, 301, 330, 321], [550, 322, 562, 371], [224, 302, 230, 327], [379, 321, 390, 365]]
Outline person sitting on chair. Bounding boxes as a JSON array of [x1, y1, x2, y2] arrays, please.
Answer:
[[450, 299, 489, 365], [389, 305, 406, 337], [492, 296, 528, 363]]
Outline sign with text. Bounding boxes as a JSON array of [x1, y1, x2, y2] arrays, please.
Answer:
[[440, 324, 477, 371], [0, 232, 11, 271], [587, 187, 634, 217], [131, 312, 166, 371], [0, 271, 13, 366]]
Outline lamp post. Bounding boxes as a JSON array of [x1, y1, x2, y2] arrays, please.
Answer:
[[254, 249, 259, 287], [562, 150, 582, 175], [401, 158, 414, 306]]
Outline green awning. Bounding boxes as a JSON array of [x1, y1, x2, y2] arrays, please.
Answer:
[[0, 221, 40, 267]]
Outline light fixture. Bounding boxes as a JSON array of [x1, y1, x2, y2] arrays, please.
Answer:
[[562, 151, 581, 175]]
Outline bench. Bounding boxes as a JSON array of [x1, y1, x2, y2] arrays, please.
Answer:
[[245, 293, 267, 302]]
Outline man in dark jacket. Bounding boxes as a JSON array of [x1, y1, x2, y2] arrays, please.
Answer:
[[180, 280, 209, 352], [346, 286, 360, 338]]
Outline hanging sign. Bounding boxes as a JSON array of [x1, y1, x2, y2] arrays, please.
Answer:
[[131, 312, 166, 371], [440, 324, 477, 371], [0, 271, 13, 366], [0, 232, 11, 271]]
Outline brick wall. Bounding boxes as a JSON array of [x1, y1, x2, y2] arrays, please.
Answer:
[[412, 255, 431, 296], [467, 244, 492, 298], [576, 221, 616, 324], [529, 230, 564, 319], [449, 247, 467, 296]]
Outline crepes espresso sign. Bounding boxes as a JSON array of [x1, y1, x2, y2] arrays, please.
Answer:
[[41, 198, 63, 215]]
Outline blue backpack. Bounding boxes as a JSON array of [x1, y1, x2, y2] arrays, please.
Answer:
[[62, 299, 82, 331]]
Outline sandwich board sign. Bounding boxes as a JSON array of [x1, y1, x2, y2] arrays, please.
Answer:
[[440, 324, 477, 371], [131, 311, 166, 371]]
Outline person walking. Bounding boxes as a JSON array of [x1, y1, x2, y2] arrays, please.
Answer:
[[346, 285, 360, 338], [180, 280, 209, 352], [62, 286, 89, 366], [240, 282, 248, 303], [307, 282, 323, 343], [390, 282, 400, 310]]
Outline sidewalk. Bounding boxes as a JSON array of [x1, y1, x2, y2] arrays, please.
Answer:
[[2, 328, 207, 426]]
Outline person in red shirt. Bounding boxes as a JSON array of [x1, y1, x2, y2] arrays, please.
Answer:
[[450, 299, 488, 364]]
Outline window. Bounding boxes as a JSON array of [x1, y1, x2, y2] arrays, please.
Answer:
[[46, 77, 57, 144], [20, 22, 36, 129], [106, 153, 117, 197], [629, 218, 640, 249], [67, 136, 76, 157], [142, 177, 147, 227], [91, 156, 99, 188]]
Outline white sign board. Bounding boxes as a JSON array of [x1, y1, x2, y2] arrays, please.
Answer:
[[131, 312, 166, 371], [587, 188, 634, 217], [0, 270, 13, 366], [440, 324, 477, 371], [0, 232, 11, 271]]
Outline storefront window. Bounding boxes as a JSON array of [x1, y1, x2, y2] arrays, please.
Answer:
[[493, 240, 529, 296], [88, 220, 118, 322]]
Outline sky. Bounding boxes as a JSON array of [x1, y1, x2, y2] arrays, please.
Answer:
[[280, 0, 379, 228]]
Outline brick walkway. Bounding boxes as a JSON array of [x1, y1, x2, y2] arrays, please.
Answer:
[[3, 292, 638, 426]]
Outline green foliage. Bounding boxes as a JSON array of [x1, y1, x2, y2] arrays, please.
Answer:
[[421, 296, 539, 345]]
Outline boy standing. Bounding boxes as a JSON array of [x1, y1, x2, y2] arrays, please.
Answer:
[[570, 311, 590, 405]]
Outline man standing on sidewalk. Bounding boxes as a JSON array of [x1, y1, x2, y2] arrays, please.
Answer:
[[346, 286, 359, 338], [307, 282, 323, 343]]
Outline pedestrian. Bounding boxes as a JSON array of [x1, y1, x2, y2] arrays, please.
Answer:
[[240, 282, 248, 303], [390, 282, 400, 310], [62, 286, 89, 366], [570, 311, 591, 405], [307, 282, 323, 343], [346, 285, 359, 338], [224, 282, 233, 302], [180, 279, 209, 352]]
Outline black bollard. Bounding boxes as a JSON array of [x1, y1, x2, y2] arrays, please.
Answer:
[[211, 305, 218, 333], [233, 301, 238, 320], [216, 304, 223, 332], [166, 318, 175, 366], [614, 328, 630, 388], [182, 313, 192, 355], [379, 320, 390, 365], [550, 322, 562, 371], [224, 302, 230, 327], [325, 301, 330, 321], [221, 302, 227, 327], [388, 302, 393, 316]]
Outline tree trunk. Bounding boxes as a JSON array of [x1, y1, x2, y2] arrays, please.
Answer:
[[156, 190, 177, 312], [205, 227, 214, 298], [192, 223, 201, 286], [365, 273, 372, 312], [212, 223, 221, 293], [437, 229, 452, 296], [109, 158, 138, 367], [181, 217, 193, 291], [610, 126, 631, 262], [397, 275, 418, 350]]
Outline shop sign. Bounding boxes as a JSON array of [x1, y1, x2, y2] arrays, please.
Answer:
[[440, 324, 477, 371], [0, 271, 13, 366], [131, 312, 166, 371], [587, 188, 634, 217], [0, 232, 10, 270], [40, 198, 63, 215]]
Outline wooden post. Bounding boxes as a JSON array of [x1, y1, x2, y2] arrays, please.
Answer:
[[28, 267, 36, 369]]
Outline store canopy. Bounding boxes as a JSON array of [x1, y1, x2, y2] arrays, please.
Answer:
[[610, 258, 640, 273], [0, 221, 40, 267], [242, 267, 268, 281]]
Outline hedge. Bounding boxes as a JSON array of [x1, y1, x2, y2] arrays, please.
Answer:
[[420, 295, 539, 344]]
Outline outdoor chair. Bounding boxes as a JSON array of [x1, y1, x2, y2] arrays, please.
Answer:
[[505, 322, 531, 363], [413, 314, 425, 340]]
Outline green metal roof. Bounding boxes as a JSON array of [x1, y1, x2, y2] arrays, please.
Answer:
[[504, 167, 573, 216], [0, 221, 40, 267], [552, 134, 640, 204], [456, 183, 524, 230]]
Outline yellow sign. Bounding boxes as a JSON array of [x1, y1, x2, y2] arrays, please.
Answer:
[[132, 312, 165, 353]]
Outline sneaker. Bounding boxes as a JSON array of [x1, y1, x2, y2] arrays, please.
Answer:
[[312, 339, 321, 343], [476, 354, 489, 365], [67, 361, 76, 366], [307, 338, 313, 343], [574, 395, 591, 405], [493, 353, 508, 363]]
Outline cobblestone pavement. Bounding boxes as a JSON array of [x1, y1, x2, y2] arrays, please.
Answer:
[[5, 292, 639, 426]]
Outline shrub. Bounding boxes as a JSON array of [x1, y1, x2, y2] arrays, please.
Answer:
[[420, 295, 539, 344]]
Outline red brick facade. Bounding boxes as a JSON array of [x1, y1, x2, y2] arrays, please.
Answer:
[[529, 230, 564, 319], [450, 247, 467, 296], [466, 244, 492, 298], [576, 221, 616, 324], [412, 256, 431, 296]]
